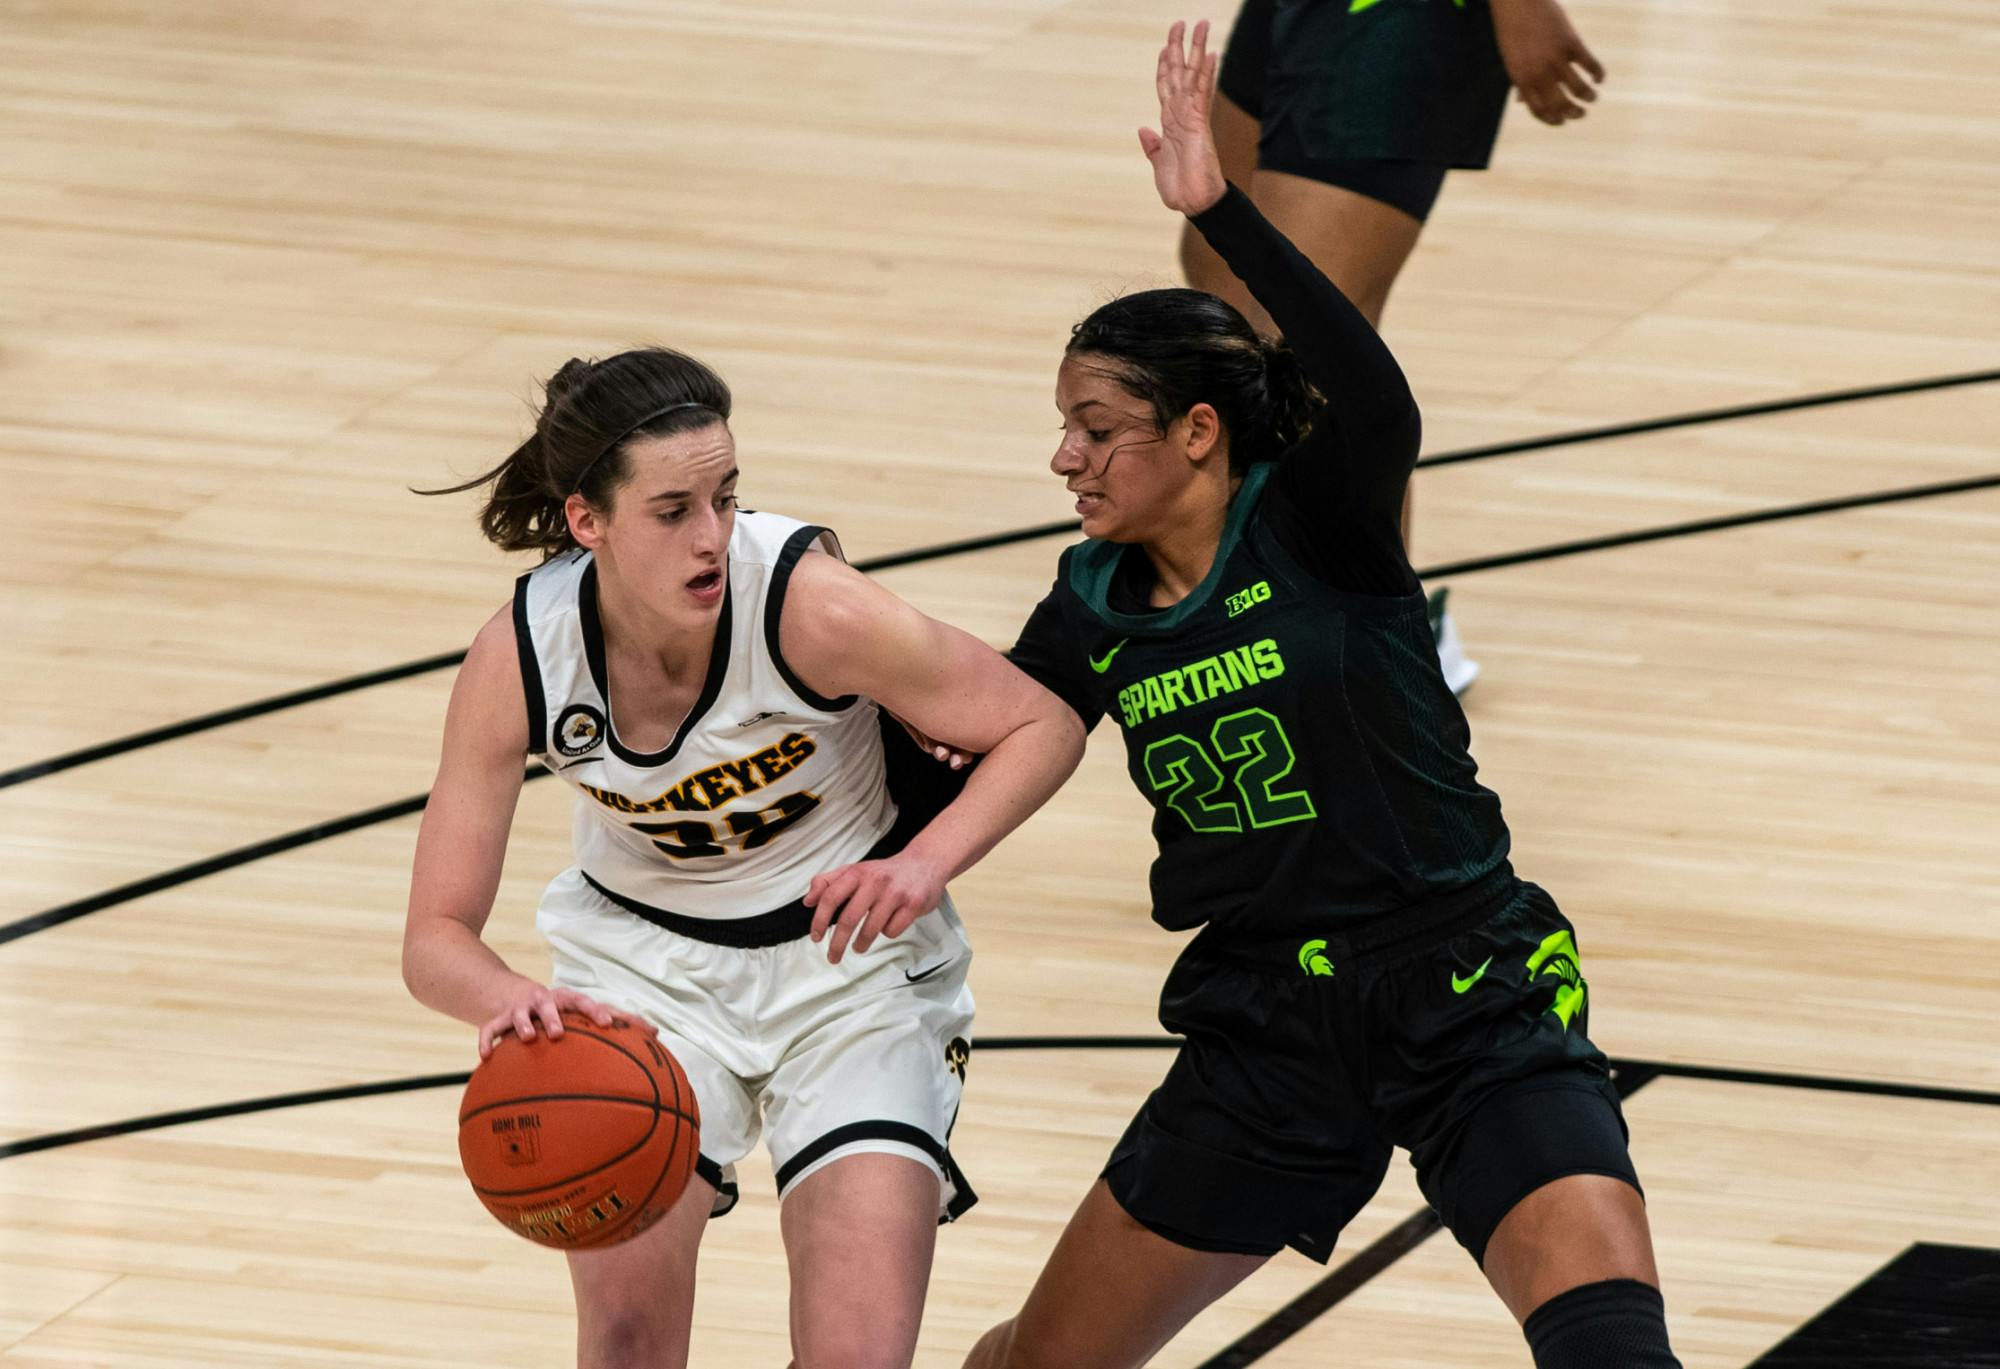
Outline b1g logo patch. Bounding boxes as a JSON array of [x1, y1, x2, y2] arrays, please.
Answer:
[[554, 704, 607, 758], [1225, 580, 1272, 618]]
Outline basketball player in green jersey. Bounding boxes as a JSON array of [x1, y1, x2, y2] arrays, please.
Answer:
[[1186, 0, 1607, 692], [960, 24, 1676, 1367]]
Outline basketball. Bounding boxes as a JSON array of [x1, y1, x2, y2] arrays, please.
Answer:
[[458, 1010, 699, 1250]]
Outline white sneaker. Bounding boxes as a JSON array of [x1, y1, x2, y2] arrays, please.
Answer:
[[1427, 588, 1480, 697]]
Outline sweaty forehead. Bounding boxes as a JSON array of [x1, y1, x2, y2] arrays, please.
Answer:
[[622, 424, 735, 484], [1056, 355, 1141, 411]]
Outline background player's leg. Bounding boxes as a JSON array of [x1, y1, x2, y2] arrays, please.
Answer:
[[565, 1171, 715, 1369], [963, 1179, 1267, 1369], [781, 1151, 941, 1369]]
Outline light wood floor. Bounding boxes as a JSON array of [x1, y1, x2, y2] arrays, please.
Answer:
[[3, 0, 1996, 1364]]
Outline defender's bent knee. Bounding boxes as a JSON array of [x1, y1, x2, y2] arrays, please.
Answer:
[[1522, 1279, 1680, 1369]]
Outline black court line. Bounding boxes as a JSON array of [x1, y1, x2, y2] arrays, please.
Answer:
[[0, 769, 550, 947], [1413, 367, 2000, 469], [1191, 1065, 1661, 1368], [6, 367, 1991, 792], [7, 1049, 1994, 1164], [7, 468, 1995, 948], [0, 652, 468, 791], [1423, 472, 2000, 579], [5, 1051, 1992, 1363]]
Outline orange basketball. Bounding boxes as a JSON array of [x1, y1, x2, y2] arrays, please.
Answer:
[[458, 1010, 699, 1250]]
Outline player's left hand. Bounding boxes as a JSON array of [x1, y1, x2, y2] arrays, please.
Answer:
[[1139, 20, 1228, 216], [805, 855, 946, 964], [1491, 0, 1605, 126]]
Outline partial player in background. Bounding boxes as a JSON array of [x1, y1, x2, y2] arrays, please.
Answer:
[[403, 347, 1083, 1369], [1183, 0, 1607, 693], [964, 25, 1674, 1368]]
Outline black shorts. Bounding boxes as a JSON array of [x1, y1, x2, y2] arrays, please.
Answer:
[[1217, 0, 1512, 220], [1102, 870, 1640, 1265]]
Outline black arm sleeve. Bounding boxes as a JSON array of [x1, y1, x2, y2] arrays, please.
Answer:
[[1006, 577, 1106, 732], [1188, 184, 1422, 595]]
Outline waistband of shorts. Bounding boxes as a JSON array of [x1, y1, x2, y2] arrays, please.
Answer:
[[580, 829, 901, 949], [1192, 862, 1521, 969]]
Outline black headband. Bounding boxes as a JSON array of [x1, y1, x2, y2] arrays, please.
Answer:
[[568, 401, 716, 496]]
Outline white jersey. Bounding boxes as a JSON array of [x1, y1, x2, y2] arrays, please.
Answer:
[[512, 512, 897, 920]]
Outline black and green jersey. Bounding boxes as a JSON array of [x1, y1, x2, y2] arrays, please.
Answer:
[[1009, 185, 1510, 935]]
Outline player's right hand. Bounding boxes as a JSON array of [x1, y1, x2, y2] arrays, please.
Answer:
[[1491, 0, 1606, 126], [477, 984, 652, 1060]]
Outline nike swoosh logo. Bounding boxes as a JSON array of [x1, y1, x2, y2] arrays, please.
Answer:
[[904, 959, 957, 983], [1088, 640, 1128, 674], [1451, 956, 1493, 994]]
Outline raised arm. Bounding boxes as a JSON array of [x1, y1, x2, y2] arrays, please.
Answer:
[[402, 608, 636, 1057], [1141, 20, 1416, 445], [780, 551, 1088, 962]]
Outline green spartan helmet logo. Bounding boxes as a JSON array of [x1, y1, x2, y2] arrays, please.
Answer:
[[1297, 939, 1336, 977], [1528, 929, 1587, 1029]]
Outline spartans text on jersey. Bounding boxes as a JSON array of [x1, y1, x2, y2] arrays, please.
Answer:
[[1116, 639, 1286, 728]]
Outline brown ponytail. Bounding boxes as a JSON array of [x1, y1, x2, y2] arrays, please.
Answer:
[[420, 347, 732, 559]]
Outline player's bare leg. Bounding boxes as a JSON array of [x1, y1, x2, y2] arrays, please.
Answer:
[[782, 1151, 942, 1369], [565, 1171, 715, 1369], [1482, 1173, 1661, 1320], [963, 1179, 1267, 1369], [1480, 1173, 1680, 1364]]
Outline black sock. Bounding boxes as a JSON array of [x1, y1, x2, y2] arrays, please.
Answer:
[[1522, 1278, 1681, 1368]]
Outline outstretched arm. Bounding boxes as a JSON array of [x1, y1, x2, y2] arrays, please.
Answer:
[[1142, 20, 1415, 444], [781, 552, 1087, 962], [403, 608, 646, 1057]]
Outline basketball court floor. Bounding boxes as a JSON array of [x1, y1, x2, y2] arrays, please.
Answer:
[[2, 0, 1996, 1364]]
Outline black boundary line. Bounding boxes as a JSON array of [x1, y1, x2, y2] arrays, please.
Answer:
[[1413, 367, 2000, 469], [6, 367, 1992, 792], [0, 652, 468, 790], [1190, 1065, 1661, 1368], [1422, 472, 2000, 579], [7, 467, 1994, 949], [9, 1047, 1996, 1164], [0, 769, 548, 947], [5, 1051, 1993, 1361]]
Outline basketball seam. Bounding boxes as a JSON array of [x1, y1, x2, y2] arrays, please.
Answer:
[[460, 1093, 692, 1127], [458, 1019, 665, 1122], [569, 1115, 695, 1252]]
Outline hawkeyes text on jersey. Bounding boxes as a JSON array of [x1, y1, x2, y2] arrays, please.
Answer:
[[512, 512, 897, 920]]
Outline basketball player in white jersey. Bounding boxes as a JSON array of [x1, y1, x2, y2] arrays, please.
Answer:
[[403, 347, 1086, 1369]]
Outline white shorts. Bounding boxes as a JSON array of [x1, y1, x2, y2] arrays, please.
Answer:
[[537, 867, 976, 1222]]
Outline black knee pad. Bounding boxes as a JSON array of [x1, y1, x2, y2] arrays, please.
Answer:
[[1523, 1279, 1681, 1368]]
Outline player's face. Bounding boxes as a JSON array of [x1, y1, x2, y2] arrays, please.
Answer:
[[580, 422, 739, 630], [1053, 355, 1191, 544]]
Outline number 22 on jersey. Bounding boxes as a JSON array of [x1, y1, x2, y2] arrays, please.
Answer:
[[1142, 707, 1316, 833]]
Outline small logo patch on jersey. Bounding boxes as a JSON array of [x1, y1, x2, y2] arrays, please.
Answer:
[[1298, 938, 1336, 977], [1225, 580, 1272, 618], [905, 958, 956, 984], [1528, 929, 1588, 1030], [1451, 956, 1493, 994], [1088, 639, 1129, 674], [736, 711, 780, 728], [944, 1037, 970, 1083], [553, 704, 606, 758]]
